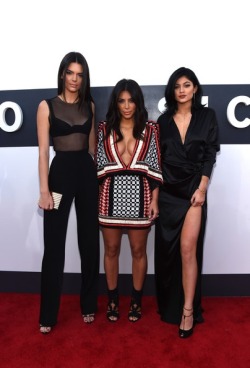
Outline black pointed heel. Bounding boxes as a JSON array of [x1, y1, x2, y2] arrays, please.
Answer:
[[179, 307, 194, 338]]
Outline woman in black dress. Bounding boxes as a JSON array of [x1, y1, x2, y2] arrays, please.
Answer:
[[155, 67, 219, 338]]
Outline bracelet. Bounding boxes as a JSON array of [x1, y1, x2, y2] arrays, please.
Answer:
[[197, 187, 206, 194]]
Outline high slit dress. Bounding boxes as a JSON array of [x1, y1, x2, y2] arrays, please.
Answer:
[[155, 107, 219, 324]]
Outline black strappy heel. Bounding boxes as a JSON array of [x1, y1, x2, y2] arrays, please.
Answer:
[[82, 314, 95, 324], [39, 324, 52, 334], [128, 287, 143, 323], [107, 288, 119, 322]]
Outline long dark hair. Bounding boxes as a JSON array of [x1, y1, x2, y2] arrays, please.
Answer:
[[57, 51, 93, 109], [164, 67, 204, 115], [105, 79, 148, 142]]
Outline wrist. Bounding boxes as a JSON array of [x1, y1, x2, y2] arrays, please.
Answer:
[[197, 187, 206, 194], [40, 190, 50, 196]]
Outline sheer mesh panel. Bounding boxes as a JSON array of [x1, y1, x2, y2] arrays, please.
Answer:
[[50, 97, 91, 151], [53, 133, 89, 151], [52, 98, 89, 126]]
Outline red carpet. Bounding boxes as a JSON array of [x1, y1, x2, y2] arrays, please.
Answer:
[[0, 293, 249, 368]]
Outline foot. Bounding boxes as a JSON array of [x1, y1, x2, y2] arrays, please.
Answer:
[[107, 300, 119, 322], [128, 300, 142, 323], [179, 307, 194, 338], [82, 314, 95, 324], [39, 325, 52, 334]]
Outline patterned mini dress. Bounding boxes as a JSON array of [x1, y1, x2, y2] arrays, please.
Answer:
[[95, 121, 162, 228]]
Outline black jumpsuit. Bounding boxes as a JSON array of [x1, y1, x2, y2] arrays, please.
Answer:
[[39, 96, 99, 327]]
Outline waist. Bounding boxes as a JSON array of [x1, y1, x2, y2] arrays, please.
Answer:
[[55, 149, 89, 156]]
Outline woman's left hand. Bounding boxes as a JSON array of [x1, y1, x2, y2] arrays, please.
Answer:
[[191, 189, 205, 207]]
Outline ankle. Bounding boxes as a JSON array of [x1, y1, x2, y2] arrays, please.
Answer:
[[107, 287, 119, 303], [183, 306, 193, 315], [183, 306, 193, 311], [131, 286, 143, 306]]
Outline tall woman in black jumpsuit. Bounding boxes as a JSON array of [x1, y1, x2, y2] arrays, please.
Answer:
[[155, 67, 219, 338], [37, 52, 99, 333]]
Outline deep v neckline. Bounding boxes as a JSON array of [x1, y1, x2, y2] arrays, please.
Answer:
[[172, 115, 192, 145], [113, 131, 139, 168]]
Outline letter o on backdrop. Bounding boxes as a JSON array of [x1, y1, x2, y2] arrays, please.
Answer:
[[0, 101, 23, 132]]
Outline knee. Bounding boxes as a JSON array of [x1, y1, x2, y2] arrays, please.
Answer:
[[131, 247, 146, 261], [180, 241, 196, 262], [105, 244, 120, 258]]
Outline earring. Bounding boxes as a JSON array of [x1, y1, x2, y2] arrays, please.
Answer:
[[193, 93, 196, 105]]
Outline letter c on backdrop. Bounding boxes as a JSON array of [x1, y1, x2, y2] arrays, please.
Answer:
[[0, 101, 23, 132], [227, 96, 250, 128]]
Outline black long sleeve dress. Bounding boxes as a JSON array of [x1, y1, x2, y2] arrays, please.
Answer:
[[155, 107, 220, 324]]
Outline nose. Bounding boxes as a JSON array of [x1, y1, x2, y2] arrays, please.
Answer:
[[124, 100, 129, 109], [72, 73, 77, 81]]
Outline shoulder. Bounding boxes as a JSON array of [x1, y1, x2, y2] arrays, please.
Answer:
[[157, 112, 172, 125], [37, 99, 49, 115], [194, 106, 216, 117], [194, 107, 218, 124], [97, 120, 107, 133], [146, 120, 158, 128], [98, 120, 107, 127], [39, 96, 58, 109], [91, 101, 95, 113], [146, 120, 160, 134]]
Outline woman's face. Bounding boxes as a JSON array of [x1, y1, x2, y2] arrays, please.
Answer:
[[174, 76, 197, 104], [117, 91, 136, 120], [63, 62, 83, 93]]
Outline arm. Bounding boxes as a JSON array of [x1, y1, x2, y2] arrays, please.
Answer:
[[37, 100, 54, 210], [144, 123, 162, 219], [191, 109, 219, 207], [148, 187, 159, 221], [145, 122, 163, 185], [95, 121, 108, 179], [88, 102, 96, 157], [202, 109, 220, 177]]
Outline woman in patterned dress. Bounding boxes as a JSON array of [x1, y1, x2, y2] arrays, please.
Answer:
[[95, 79, 162, 322]]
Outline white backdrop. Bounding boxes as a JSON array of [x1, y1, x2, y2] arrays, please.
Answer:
[[0, 0, 250, 275]]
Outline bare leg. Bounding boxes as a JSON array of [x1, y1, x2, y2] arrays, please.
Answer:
[[127, 228, 149, 290], [127, 228, 149, 321], [180, 206, 201, 331], [102, 227, 122, 290]]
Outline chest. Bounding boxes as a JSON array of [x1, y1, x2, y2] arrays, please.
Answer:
[[116, 134, 136, 156]]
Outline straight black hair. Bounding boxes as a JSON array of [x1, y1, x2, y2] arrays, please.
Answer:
[[105, 79, 148, 142], [57, 51, 93, 109], [164, 67, 204, 115]]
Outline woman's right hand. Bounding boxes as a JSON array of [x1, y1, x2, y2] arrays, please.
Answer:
[[38, 192, 54, 210]]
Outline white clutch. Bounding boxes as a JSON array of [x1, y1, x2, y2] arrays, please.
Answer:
[[51, 192, 63, 210]]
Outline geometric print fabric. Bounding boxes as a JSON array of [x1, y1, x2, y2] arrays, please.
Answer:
[[112, 175, 140, 218]]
